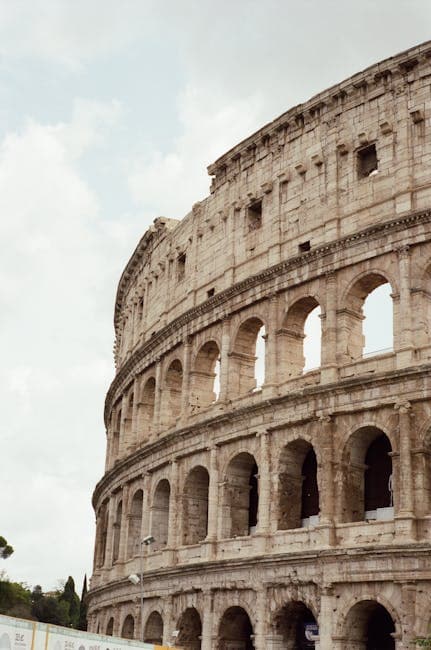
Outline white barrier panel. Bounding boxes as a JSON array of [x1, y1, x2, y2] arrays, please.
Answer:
[[0, 615, 175, 650]]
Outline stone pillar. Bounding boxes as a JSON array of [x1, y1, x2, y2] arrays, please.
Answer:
[[153, 357, 163, 430], [318, 586, 335, 649], [104, 495, 116, 568], [167, 459, 179, 555], [219, 317, 231, 402], [263, 294, 279, 394], [257, 431, 271, 536], [181, 336, 192, 422], [396, 245, 413, 368], [201, 590, 214, 650], [118, 484, 130, 562], [131, 377, 139, 449], [162, 595, 173, 646], [395, 401, 416, 538], [321, 272, 338, 383], [206, 445, 219, 542], [141, 473, 151, 539], [317, 414, 336, 545], [254, 586, 267, 650], [119, 393, 129, 456]]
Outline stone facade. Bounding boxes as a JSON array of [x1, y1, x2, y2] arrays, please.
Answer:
[[88, 41, 431, 649]]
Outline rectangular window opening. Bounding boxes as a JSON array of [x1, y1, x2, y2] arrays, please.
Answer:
[[177, 253, 186, 281], [299, 241, 311, 253], [207, 288, 215, 298], [357, 144, 378, 178], [247, 200, 262, 232]]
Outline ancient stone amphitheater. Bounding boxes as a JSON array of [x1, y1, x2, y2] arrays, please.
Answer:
[[88, 42, 431, 649]]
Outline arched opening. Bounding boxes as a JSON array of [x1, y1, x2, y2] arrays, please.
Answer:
[[121, 614, 135, 640], [182, 466, 210, 545], [151, 479, 170, 550], [230, 318, 265, 397], [274, 601, 318, 649], [280, 297, 321, 379], [144, 611, 163, 645], [112, 500, 122, 562], [278, 441, 319, 530], [343, 428, 393, 523], [222, 453, 259, 538], [124, 392, 133, 442], [341, 274, 393, 361], [177, 607, 202, 650], [106, 618, 114, 636], [111, 407, 121, 463], [344, 600, 395, 649], [218, 606, 254, 650], [138, 377, 156, 441], [163, 360, 183, 425], [127, 489, 143, 558], [190, 341, 221, 411]]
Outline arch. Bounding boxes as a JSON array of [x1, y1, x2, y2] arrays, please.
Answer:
[[124, 391, 134, 441], [106, 618, 114, 636], [176, 607, 202, 650], [230, 317, 265, 397], [218, 606, 254, 650], [96, 501, 109, 568], [111, 407, 121, 463], [340, 272, 393, 361], [112, 500, 122, 562], [342, 427, 393, 523], [138, 377, 156, 440], [162, 359, 183, 425], [280, 296, 321, 378], [151, 479, 170, 549], [190, 341, 221, 410], [121, 614, 135, 640], [278, 440, 319, 530], [343, 600, 395, 649], [144, 611, 163, 645], [222, 452, 259, 538], [182, 465, 210, 545], [273, 601, 318, 649], [127, 489, 143, 558]]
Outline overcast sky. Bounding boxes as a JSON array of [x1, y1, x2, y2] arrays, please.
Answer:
[[1, 1, 430, 592]]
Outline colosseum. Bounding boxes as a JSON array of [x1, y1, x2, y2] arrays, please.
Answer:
[[88, 41, 431, 649]]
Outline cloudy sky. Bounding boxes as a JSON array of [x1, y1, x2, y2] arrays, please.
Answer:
[[1, 0, 430, 592]]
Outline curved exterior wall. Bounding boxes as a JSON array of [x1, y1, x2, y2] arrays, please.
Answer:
[[88, 41, 431, 649]]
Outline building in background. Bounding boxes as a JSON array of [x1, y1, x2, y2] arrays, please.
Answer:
[[88, 41, 431, 649]]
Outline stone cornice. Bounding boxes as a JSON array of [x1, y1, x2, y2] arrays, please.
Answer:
[[105, 207, 431, 424], [207, 40, 431, 182], [95, 361, 431, 507]]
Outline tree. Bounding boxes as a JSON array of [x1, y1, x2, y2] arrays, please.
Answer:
[[78, 575, 88, 631], [0, 579, 32, 618], [58, 576, 80, 628], [31, 594, 70, 626], [0, 537, 14, 559]]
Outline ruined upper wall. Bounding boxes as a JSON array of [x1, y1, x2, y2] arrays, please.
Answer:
[[114, 40, 431, 370]]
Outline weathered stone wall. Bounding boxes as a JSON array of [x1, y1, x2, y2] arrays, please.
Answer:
[[89, 41, 431, 649]]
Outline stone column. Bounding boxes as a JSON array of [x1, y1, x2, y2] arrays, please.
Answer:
[[263, 294, 279, 394], [395, 401, 415, 538], [320, 272, 338, 383], [396, 245, 413, 367], [257, 431, 271, 537], [162, 595, 173, 646], [167, 459, 179, 558], [119, 393, 129, 456], [118, 484, 130, 562], [318, 585, 335, 649], [131, 377, 139, 449], [206, 445, 219, 542], [181, 336, 192, 423], [317, 414, 336, 545], [201, 590, 214, 650], [254, 586, 267, 650], [153, 357, 163, 430], [141, 473, 152, 539], [219, 317, 231, 402], [104, 495, 116, 568]]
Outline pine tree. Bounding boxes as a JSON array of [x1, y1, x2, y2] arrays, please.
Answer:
[[59, 576, 80, 628], [78, 575, 88, 631]]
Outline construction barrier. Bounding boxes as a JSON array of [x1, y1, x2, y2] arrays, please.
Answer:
[[0, 614, 175, 650]]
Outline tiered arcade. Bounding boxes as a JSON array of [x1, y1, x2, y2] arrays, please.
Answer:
[[88, 42, 431, 649]]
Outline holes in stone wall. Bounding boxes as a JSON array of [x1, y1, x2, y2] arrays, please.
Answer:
[[127, 489, 143, 558], [247, 200, 262, 232], [231, 318, 265, 397], [281, 297, 321, 378], [182, 466, 209, 545], [357, 144, 378, 178], [190, 341, 221, 410], [177, 253, 186, 281], [223, 452, 259, 538], [151, 479, 170, 550], [163, 360, 183, 425], [278, 440, 319, 530], [138, 377, 156, 439]]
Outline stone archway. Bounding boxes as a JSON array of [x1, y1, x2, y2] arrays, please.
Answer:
[[176, 607, 202, 650], [343, 600, 395, 649], [144, 611, 163, 645], [218, 606, 254, 650], [273, 601, 318, 649]]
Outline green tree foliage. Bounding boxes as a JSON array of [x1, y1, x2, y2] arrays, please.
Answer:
[[58, 576, 80, 628], [78, 575, 88, 631], [0, 579, 32, 618], [0, 537, 14, 559]]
